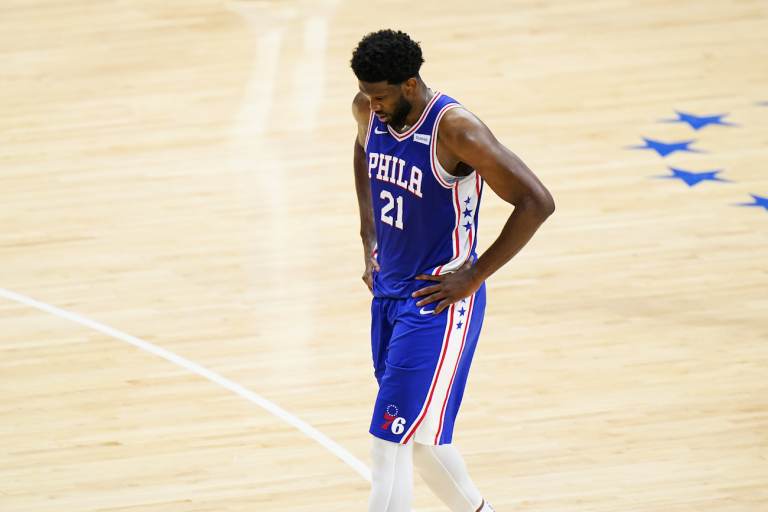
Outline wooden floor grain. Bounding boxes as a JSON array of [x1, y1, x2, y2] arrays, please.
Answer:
[[1, 0, 767, 510]]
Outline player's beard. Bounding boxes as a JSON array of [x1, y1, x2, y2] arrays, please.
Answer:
[[387, 96, 412, 129]]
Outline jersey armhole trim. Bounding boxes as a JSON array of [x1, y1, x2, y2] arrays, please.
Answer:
[[430, 104, 477, 189]]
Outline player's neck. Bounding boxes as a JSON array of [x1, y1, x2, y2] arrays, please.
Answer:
[[398, 84, 434, 132]]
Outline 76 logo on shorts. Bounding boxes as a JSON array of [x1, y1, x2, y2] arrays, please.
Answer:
[[381, 404, 407, 435]]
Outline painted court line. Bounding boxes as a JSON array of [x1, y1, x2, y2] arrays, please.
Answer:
[[0, 287, 372, 483]]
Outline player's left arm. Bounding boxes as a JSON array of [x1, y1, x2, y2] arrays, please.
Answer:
[[413, 107, 555, 312]]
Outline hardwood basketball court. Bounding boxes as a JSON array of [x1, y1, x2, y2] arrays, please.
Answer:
[[2, 1, 766, 510]]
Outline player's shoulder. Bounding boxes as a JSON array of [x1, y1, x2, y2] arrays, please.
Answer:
[[437, 104, 490, 146], [352, 92, 371, 125]]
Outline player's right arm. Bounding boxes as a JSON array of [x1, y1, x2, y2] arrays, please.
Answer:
[[352, 92, 379, 293]]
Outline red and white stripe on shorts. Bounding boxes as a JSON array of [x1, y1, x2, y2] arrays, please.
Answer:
[[401, 290, 477, 445]]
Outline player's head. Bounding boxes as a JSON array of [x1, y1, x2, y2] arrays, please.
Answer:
[[351, 29, 424, 127]]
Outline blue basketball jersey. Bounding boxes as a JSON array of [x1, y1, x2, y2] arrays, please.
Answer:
[[364, 92, 484, 299]]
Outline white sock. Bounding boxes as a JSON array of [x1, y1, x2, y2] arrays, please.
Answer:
[[368, 437, 413, 512], [413, 442, 488, 512]]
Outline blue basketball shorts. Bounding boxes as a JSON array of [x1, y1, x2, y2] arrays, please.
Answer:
[[369, 282, 486, 445]]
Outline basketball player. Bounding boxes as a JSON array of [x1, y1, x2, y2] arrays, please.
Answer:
[[351, 30, 555, 512]]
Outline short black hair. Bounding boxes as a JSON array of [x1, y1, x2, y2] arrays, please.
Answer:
[[351, 29, 424, 84]]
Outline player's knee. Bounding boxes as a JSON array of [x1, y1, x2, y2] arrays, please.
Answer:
[[371, 437, 400, 469], [412, 441, 434, 471]]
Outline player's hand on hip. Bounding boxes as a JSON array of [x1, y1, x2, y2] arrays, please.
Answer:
[[362, 254, 380, 294], [412, 259, 481, 313]]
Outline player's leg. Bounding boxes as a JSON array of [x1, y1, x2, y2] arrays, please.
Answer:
[[367, 294, 448, 511], [413, 441, 494, 512], [367, 283, 488, 510], [369, 297, 415, 511], [408, 283, 486, 446], [410, 283, 492, 511], [368, 437, 413, 512]]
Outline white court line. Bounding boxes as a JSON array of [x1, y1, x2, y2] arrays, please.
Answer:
[[0, 287, 372, 483]]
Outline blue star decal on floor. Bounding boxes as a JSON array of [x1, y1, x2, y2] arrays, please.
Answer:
[[660, 111, 736, 130], [735, 194, 768, 211], [655, 167, 730, 187], [462, 207, 472, 218], [463, 221, 472, 231], [628, 137, 703, 157]]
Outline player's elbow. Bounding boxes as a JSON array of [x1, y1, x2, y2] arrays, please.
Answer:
[[521, 187, 555, 220], [539, 188, 556, 218]]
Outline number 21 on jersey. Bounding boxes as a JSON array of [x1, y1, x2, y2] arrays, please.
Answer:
[[380, 190, 404, 230]]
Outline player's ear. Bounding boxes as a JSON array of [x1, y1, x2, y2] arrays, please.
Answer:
[[402, 77, 418, 97]]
